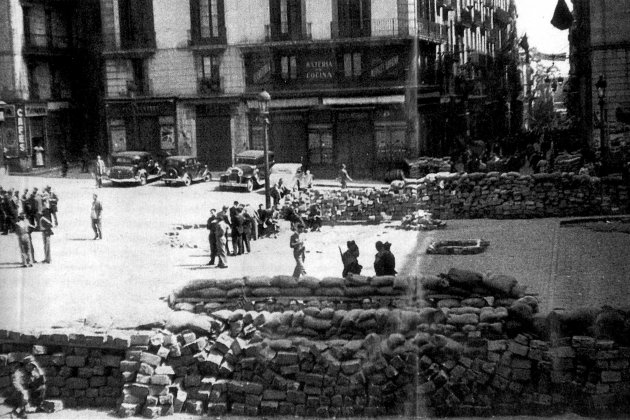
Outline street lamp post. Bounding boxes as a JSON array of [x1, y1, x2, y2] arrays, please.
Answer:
[[257, 90, 272, 208], [595, 75, 608, 175]]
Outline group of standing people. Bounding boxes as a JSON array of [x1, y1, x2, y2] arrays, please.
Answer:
[[1, 185, 58, 267], [340, 240, 397, 278], [206, 201, 279, 268]]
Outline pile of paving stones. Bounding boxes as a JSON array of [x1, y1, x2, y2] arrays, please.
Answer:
[[398, 210, 447, 230], [405, 157, 453, 178]]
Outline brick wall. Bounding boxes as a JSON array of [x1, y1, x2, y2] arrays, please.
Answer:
[[148, 50, 197, 97]]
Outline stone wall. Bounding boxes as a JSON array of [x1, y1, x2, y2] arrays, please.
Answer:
[[2, 269, 630, 418], [287, 173, 629, 221]]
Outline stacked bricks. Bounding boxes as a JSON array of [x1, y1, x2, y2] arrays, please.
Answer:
[[0, 331, 127, 410], [283, 172, 628, 221]]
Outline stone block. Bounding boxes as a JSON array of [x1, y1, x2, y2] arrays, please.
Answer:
[[207, 402, 228, 415], [278, 401, 295, 415], [173, 389, 187, 413], [551, 346, 575, 358], [572, 336, 596, 348], [184, 399, 204, 415], [601, 371, 622, 383], [65, 378, 89, 389], [287, 390, 306, 404], [66, 355, 86, 367], [117, 403, 140, 417], [151, 374, 171, 385], [244, 404, 259, 416], [508, 341, 529, 357], [263, 389, 286, 400], [89, 376, 107, 388], [40, 399, 63, 413], [341, 359, 361, 375], [139, 352, 162, 367], [130, 335, 151, 347], [275, 351, 299, 365]]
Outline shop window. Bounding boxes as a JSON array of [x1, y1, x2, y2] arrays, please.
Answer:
[[199, 55, 221, 93], [375, 123, 406, 162], [343, 52, 362, 78], [280, 55, 298, 80], [308, 126, 333, 165]]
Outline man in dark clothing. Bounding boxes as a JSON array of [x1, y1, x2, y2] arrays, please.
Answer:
[[341, 240, 362, 278], [206, 209, 217, 265], [381, 241, 397, 275], [40, 208, 54, 263], [7, 355, 46, 418], [307, 204, 322, 232], [242, 211, 253, 253], [231, 207, 245, 255], [229, 201, 239, 225], [270, 183, 282, 207], [45, 186, 58, 226], [374, 241, 385, 276], [91, 194, 103, 240]]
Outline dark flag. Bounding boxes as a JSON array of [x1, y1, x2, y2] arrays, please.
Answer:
[[519, 34, 530, 63], [551, 0, 573, 30]]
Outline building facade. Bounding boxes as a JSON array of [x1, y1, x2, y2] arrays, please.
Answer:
[[99, 0, 518, 176], [567, 0, 630, 157], [0, 0, 104, 172]]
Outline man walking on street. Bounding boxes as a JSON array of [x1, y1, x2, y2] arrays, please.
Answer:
[[40, 208, 53, 263], [45, 186, 58, 226], [338, 163, 353, 189], [91, 194, 102, 240], [15, 213, 35, 267], [290, 224, 306, 279], [95, 155, 106, 188], [206, 209, 217, 265], [231, 207, 245, 255], [214, 215, 230, 268]]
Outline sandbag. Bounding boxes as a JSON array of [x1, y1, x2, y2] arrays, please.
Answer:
[[386, 333, 406, 350], [174, 278, 219, 296], [250, 287, 282, 297], [165, 311, 218, 334], [376, 286, 397, 296], [437, 298, 461, 308], [344, 286, 376, 297], [298, 276, 320, 289], [370, 276, 395, 287], [195, 287, 227, 299], [226, 287, 250, 298], [315, 287, 344, 297], [447, 313, 479, 325], [393, 276, 411, 290], [318, 307, 335, 319], [482, 273, 518, 296], [420, 275, 449, 290], [345, 274, 370, 286], [210, 309, 233, 322], [447, 268, 483, 289], [594, 308, 627, 343], [320, 277, 345, 288], [288, 287, 314, 297], [303, 315, 332, 331], [215, 278, 245, 291], [244, 276, 272, 288], [546, 308, 599, 341], [461, 297, 487, 308], [271, 275, 299, 288]]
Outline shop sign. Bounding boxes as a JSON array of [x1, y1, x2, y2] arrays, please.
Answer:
[[304, 55, 335, 81], [370, 54, 400, 78], [25, 103, 48, 117], [16, 106, 26, 153]]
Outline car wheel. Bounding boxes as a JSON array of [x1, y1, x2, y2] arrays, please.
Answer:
[[246, 179, 254, 192], [140, 175, 147, 186], [183, 174, 192, 187]]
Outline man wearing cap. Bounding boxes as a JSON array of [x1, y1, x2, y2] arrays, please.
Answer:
[[40, 208, 54, 263], [7, 355, 46, 418], [206, 209, 217, 266]]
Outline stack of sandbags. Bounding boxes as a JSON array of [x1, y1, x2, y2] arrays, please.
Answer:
[[406, 157, 453, 178]]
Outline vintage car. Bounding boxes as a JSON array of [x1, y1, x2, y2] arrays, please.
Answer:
[[219, 150, 275, 192], [109, 151, 162, 186], [269, 163, 304, 190], [162, 156, 211, 186]]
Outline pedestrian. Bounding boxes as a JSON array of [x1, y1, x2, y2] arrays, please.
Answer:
[[381, 241, 397, 276], [242, 209, 253, 253], [307, 204, 322, 232], [39, 208, 53, 264], [15, 213, 35, 267], [6, 355, 46, 419], [290, 223, 306, 279], [374, 241, 385, 276], [246, 204, 260, 241], [270, 182, 282, 207], [229, 201, 239, 224], [340, 240, 362, 277], [338, 163, 353, 189], [45, 186, 58, 226], [91, 193, 102, 240], [81, 144, 89, 173], [0, 188, 6, 235], [60, 148, 68, 178], [299, 169, 314, 190], [214, 215, 230, 268], [32, 188, 43, 229], [231, 207, 245, 255], [95, 155, 106, 188], [206, 209, 217, 265], [5, 189, 17, 234]]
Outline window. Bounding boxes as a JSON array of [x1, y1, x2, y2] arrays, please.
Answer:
[[280, 0, 288, 34], [199, 55, 221, 92], [280, 55, 297, 80], [270, 0, 303, 40], [118, 0, 155, 49], [129, 59, 147, 95], [192, 0, 224, 43], [308, 126, 333, 164], [343, 52, 362, 77]]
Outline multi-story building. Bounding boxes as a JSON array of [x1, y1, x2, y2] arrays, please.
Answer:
[[0, 0, 104, 171], [566, 0, 630, 159], [99, 0, 518, 176]]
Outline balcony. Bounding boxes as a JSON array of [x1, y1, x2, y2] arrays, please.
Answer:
[[103, 32, 157, 58], [265, 23, 312, 43], [418, 19, 448, 43], [436, 0, 456, 11], [198, 77, 223, 95], [330, 18, 447, 43], [460, 10, 473, 28], [494, 8, 511, 25]]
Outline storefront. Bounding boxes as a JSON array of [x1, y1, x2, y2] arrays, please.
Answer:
[[106, 100, 177, 160]]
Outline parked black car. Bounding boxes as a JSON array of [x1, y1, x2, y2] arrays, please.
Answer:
[[219, 150, 275, 192], [162, 156, 211, 186], [109, 151, 162, 186]]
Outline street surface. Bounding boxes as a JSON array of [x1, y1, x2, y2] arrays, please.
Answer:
[[0, 174, 629, 332]]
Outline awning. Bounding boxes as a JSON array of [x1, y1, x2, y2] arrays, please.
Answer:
[[322, 95, 405, 106]]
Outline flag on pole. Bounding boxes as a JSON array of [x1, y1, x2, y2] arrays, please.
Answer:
[[551, 0, 573, 30]]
